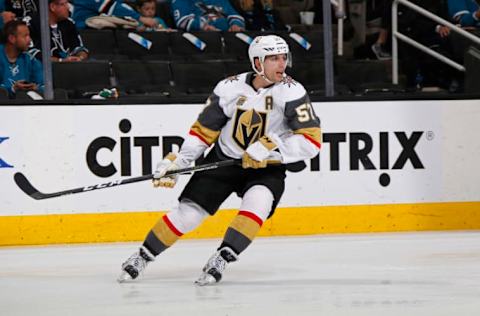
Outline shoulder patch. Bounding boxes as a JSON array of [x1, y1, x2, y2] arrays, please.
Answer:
[[281, 75, 298, 88], [224, 75, 240, 84]]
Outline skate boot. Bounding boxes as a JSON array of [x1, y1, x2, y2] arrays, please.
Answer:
[[117, 246, 155, 283], [195, 247, 238, 286]]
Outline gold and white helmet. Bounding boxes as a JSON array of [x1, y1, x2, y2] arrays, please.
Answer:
[[248, 35, 292, 80]]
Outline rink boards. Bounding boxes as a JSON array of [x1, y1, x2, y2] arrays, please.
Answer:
[[1, 100, 479, 245]]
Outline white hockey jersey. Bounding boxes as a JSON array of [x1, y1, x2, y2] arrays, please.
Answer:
[[175, 72, 321, 168]]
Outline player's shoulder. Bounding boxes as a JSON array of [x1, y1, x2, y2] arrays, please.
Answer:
[[273, 75, 307, 102], [213, 72, 250, 96]]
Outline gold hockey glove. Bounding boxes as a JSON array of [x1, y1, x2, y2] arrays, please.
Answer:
[[242, 136, 278, 169]]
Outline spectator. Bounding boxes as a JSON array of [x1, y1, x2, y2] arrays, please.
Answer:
[[72, 0, 159, 29], [0, 20, 43, 98], [1, 0, 16, 28], [171, 0, 245, 31], [448, 0, 480, 28], [371, 0, 392, 60], [29, 0, 88, 62], [233, 0, 286, 31], [398, 0, 457, 90], [3, 0, 39, 26], [135, 0, 171, 31]]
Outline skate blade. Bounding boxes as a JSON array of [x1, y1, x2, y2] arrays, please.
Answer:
[[117, 271, 133, 283], [194, 273, 216, 286]]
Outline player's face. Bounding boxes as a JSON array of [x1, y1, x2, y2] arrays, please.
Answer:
[[139, 2, 156, 18], [11, 25, 31, 52], [263, 54, 288, 82], [51, 0, 70, 21]]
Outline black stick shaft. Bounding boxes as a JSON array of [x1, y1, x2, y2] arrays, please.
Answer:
[[14, 159, 238, 200]]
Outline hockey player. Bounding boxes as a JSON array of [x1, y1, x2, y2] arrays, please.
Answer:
[[118, 35, 321, 286]]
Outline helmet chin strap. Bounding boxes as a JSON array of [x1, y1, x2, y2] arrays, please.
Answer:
[[255, 61, 275, 84]]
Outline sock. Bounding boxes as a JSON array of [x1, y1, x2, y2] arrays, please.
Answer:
[[219, 210, 263, 255], [143, 214, 183, 256]]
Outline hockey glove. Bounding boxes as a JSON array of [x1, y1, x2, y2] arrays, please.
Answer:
[[242, 136, 278, 169], [153, 153, 178, 188]]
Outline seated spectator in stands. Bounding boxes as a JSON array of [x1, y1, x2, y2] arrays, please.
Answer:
[[398, 0, 458, 90], [29, 0, 89, 62], [1, 0, 16, 28], [0, 20, 44, 97], [233, 0, 286, 31], [135, 0, 171, 31], [448, 0, 480, 28], [2, 0, 39, 26], [72, 0, 159, 29], [171, 0, 245, 31], [371, 0, 392, 60]]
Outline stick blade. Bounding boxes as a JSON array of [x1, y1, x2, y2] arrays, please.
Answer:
[[14, 172, 46, 200]]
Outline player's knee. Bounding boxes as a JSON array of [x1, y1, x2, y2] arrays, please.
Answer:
[[167, 199, 209, 234], [240, 185, 274, 222]]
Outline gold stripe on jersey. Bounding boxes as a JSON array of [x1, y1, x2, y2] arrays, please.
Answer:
[[151, 217, 181, 246], [229, 213, 262, 241], [294, 127, 322, 146], [190, 120, 220, 145]]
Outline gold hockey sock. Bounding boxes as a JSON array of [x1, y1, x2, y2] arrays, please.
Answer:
[[143, 214, 183, 256], [220, 210, 263, 254]]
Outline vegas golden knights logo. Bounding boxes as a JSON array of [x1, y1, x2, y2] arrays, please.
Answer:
[[232, 108, 267, 150]]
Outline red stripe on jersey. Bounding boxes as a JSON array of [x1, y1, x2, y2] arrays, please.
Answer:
[[303, 134, 321, 148], [189, 129, 210, 145], [162, 215, 183, 236], [238, 210, 263, 226]]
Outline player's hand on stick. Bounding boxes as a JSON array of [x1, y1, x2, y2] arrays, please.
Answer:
[[242, 136, 279, 169], [153, 153, 178, 188]]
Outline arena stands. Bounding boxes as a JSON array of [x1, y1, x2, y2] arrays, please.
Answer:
[[1, 0, 478, 101]]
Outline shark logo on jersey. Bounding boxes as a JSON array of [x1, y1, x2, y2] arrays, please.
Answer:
[[9, 64, 20, 76], [51, 27, 70, 58], [196, 3, 226, 21], [232, 108, 267, 149]]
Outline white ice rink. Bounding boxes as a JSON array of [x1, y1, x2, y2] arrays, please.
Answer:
[[2, 231, 480, 316]]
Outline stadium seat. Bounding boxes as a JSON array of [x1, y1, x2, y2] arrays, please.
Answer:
[[171, 61, 225, 95], [52, 60, 112, 98], [79, 29, 122, 60], [0, 87, 9, 100], [116, 30, 170, 60], [465, 46, 480, 94], [288, 60, 326, 95], [112, 60, 173, 97], [222, 31, 257, 61], [169, 32, 223, 61], [285, 30, 324, 62], [224, 60, 252, 77], [335, 59, 400, 95]]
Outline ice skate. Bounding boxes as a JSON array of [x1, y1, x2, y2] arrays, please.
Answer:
[[195, 247, 238, 286], [117, 246, 155, 283]]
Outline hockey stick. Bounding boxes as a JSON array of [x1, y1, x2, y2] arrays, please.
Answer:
[[14, 159, 239, 200]]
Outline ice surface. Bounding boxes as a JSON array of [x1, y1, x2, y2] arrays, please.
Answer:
[[2, 231, 480, 316]]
